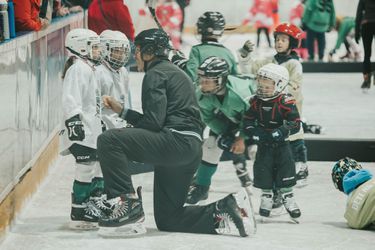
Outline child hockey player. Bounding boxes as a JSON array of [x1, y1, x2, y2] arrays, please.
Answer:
[[185, 56, 257, 205], [172, 11, 238, 82], [243, 63, 301, 221], [238, 23, 308, 188], [97, 29, 132, 130], [331, 157, 375, 229], [60, 28, 104, 230]]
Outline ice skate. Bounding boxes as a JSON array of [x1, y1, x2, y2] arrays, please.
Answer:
[[282, 191, 301, 220], [185, 184, 209, 206], [361, 73, 371, 93], [259, 191, 273, 217], [295, 162, 309, 188], [90, 193, 121, 216], [70, 195, 104, 230], [214, 188, 256, 237], [98, 187, 146, 237], [234, 162, 253, 188]]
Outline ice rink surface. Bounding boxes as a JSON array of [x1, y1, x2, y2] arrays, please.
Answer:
[[1, 34, 375, 249]]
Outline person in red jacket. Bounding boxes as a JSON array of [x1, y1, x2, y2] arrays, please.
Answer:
[[14, 0, 49, 31], [88, 0, 135, 41]]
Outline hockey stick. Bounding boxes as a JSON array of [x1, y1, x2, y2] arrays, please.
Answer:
[[244, 186, 257, 234], [146, 0, 163, 30]]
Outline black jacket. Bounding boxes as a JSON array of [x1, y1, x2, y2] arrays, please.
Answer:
[[355, 0, 375, 32], [125, 59, 204, 135]]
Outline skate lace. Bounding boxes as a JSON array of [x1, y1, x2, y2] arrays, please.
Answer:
[[109, 200, 129, 219], [216, 213, 234, 235], [84, 201, 102, 217], [92, 196, 120, 211]]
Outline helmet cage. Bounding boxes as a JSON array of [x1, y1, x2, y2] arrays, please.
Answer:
[[104, 39, 130, 70], [256, 66, 289, 101], [197, 74, 227, 95]]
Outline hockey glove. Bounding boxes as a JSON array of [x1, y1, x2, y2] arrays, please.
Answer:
[[238, 40, 254, 58], [271, 128, 288, 142], [217, 134, 236, 150], [65, 114, 85, 141], [171, 50, 188, 70], [244, 125, 269, 143]]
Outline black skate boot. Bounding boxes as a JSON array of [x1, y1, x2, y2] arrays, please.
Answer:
[[98, 186, 145, 228], [282, 191, 301, 219], [259, 191, 273, 217], [361, 73, 371, 92], [296, 162, 309, 188], [214, 191, 253, 237], [185, 184, 209, 205], [70, 194, 104, 230]]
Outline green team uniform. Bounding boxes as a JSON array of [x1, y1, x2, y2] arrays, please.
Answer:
[[197, 75, 256, 138], [186, 41, 238, 82], [334, 17, 355, 51], [344, 178, 375, 229]]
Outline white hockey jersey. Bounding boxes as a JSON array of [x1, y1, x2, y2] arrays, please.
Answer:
[[96, 62, 131, 129], [60, 58, 102, 155]]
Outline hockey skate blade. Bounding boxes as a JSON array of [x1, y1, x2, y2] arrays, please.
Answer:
[[259, 215, 299, 224], [69, 221, 99, 231], [98, 223, 147, 238], [234, 188, 257, 235]]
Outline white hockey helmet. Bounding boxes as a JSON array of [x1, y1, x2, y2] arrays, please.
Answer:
[[65, 28, 103, 64], [256, 63, 289, 100], [100, 30, 131, 70]]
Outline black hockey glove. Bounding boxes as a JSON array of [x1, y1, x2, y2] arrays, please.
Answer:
[[271, 128, 289, 142], [244, 125, 269, 143], [171, 50, 188, 70], [238, 40, 254, 58], [217, 134, 236, 150], [65, 114, 85, 141]]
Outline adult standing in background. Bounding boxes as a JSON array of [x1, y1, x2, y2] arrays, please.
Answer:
[[13, 0, 49, 31], [355, 0, 375, 92], [175, 0, 190, 43], [302, 0, 335, 61], [88, 0, 135, 41]]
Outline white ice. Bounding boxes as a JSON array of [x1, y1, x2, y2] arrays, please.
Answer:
[[1, 33, 375, 250]]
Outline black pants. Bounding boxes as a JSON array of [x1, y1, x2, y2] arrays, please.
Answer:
[[361, 22, 375, 74], [97, 127, 217, 234], [253, 142, 296, 189], [306, 27, 326, 60], [257, 27, 271, 47]]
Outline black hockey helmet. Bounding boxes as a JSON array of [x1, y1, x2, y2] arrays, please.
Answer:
[[196, 11, 226, 37], [197, 56, 229, 94], [134, 28, 172, 57], [331, 157, 362, 192]]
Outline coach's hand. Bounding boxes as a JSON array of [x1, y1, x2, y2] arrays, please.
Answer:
[[102, 95, 123, 114]]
